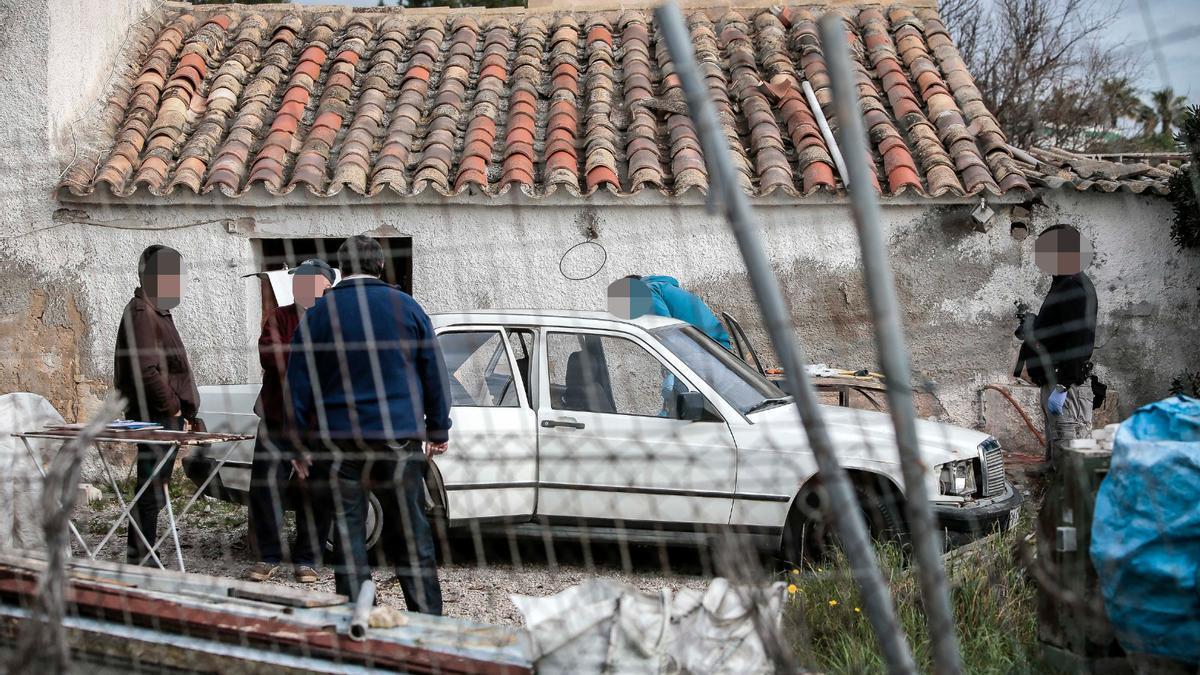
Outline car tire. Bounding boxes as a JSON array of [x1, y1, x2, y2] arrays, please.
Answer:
[[323, 460, 449, 558], [780, 478, 907, 565], [325, 493, 385, 555]]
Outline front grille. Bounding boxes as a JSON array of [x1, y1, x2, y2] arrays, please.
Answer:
[[980, 438, 1005, 497]]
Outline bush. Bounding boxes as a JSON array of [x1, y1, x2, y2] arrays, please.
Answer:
[[783, 521, 1043, 674], [1169, 371, 1200, 398], [1168, 105, 1200, 251]]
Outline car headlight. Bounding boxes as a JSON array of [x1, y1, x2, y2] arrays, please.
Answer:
[[938, 460, 977, 496]]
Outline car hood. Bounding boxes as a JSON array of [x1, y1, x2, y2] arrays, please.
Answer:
[[744, 402, 990, 468]]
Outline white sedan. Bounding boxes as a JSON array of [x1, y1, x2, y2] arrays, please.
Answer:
[[187, 310, 1021, 559]]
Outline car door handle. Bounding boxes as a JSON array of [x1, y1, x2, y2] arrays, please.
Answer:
[[541, 419, 585, 430]]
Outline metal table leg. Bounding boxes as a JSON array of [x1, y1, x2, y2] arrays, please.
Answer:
[[138, 441, 242, 568], [19, 437, 93, 558], [94, 440, 166, 569], [90, 447, 176, 560]]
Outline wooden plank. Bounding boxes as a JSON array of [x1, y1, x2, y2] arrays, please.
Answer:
[[0, 553, 345, 608]]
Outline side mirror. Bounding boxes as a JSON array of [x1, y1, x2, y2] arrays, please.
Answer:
[[677, 391, 719, 422]]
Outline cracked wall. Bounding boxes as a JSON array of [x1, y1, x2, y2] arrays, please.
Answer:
[[2, 1, 1197, 434]]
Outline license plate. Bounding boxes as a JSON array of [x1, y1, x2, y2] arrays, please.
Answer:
[[1008, 507, 1021, 529]]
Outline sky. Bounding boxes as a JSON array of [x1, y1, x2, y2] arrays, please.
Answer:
[[296, 0, 1199, 102]]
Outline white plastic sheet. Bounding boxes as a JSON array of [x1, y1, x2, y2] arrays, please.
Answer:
[[0, 393, 65, 550], [512, 578, 787, 674]]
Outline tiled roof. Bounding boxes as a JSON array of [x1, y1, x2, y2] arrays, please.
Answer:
[[1011, 146, 1181, 196], [57, 3, 1035, 201]]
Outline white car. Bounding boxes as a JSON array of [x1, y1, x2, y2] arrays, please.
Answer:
[[187, 309, 1021, 559]]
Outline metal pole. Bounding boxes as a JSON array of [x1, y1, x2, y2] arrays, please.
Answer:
[[654, 4, 917, 673], [817, 13, 962, 675]]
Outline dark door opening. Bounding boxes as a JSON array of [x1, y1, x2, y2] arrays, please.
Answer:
[[257, 237, 413, 293]]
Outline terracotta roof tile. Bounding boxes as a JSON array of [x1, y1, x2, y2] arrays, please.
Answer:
[[65, 5, 1043, 201]]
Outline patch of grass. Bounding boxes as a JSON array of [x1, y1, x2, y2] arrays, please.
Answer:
[[784, 521, 1043, 674]]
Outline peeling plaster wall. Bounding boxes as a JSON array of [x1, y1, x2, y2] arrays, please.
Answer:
[[4, 192, 1195, 430]]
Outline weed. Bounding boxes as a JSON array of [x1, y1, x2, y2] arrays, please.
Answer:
[[784, 520, 1044, 674]]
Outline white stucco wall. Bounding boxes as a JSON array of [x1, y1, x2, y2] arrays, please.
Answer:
[[6, 189, 1199, 428], [1, 0, 1197, 429], [46, 0, 157, 162]]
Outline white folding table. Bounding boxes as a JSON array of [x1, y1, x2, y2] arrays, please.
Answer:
[[16, 428, 254, 572]]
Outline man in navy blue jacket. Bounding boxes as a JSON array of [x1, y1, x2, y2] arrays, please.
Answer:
[[286, 235, 452, 611]]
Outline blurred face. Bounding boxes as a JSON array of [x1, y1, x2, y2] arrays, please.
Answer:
[[1034, 227, 1093, 276], [293, 273, 331, 310], [144, 253, 184, 311]]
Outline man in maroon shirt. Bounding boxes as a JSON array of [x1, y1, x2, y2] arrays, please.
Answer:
[[245, 259, 335, 583]]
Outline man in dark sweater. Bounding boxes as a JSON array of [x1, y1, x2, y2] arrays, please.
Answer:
[[1015, 224, 1098, 459], [287, 236, 452, 610], [244, 259, 336, 584], [113, 245, 199, 564]]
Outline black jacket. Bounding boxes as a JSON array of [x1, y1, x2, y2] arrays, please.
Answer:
[[1018, 273, 1097, 387]]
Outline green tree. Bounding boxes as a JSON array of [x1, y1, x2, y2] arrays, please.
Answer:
[[1167, 105, 1200, 250], [1099, 78, 1143, 128], [1151, 87, 1189, 135]]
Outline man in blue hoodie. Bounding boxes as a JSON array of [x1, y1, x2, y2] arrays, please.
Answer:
[[287, 235, 452, 611], [630, 275, 732, 350]]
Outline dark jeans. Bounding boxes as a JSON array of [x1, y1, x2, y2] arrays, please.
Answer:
[[126, 416, 183, 565], [329, 440, 441, 614], [247, 430, 332, 567]]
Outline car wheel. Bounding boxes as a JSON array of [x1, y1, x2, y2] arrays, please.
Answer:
[[325, 493, 384, 555], [780, 479, 907, 565]]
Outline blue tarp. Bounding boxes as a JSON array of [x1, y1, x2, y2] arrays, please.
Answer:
[[1091, 395, 1200, 663]]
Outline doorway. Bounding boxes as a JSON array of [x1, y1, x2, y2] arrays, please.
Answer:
[[256, 236, 413, 293]]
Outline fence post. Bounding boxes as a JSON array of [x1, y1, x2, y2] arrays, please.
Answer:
[[817, 13, 963, 675], [654, 4, 918, 672]]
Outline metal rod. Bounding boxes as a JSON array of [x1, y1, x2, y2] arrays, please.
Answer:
[[817, 13, 962, 675], [88, 446, 176, 559], [348, 579, 377, 642], [139, 441, 242, 567], [654, 4, 917, 673], [801, 79, 849, 182], [161, 459, 186, 572]]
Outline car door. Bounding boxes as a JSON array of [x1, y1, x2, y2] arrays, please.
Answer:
[[535, 328, 738, 526], [435, 327, 537, 522]]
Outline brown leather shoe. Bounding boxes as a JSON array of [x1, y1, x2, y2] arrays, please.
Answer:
[[294, 565, 319, 584], [244, 562, 279, 582]]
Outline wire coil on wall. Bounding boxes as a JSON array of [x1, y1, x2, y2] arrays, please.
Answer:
[[558, 240, 608, 281]]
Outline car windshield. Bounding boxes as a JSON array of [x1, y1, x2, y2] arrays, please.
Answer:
[[653, 325, 787, 415]]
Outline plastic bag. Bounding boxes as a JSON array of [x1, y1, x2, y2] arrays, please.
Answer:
[[1090, 395, 1200, 664]]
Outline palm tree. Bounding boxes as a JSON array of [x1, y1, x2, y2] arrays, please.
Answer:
[[1136, 104, 1158, 137], [1099, 78, 1143, 128], [1150, 87, 1189, 135]]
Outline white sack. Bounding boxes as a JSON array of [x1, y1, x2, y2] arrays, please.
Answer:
[[0, 393, 65, 550], [512, 577, 787, 674]]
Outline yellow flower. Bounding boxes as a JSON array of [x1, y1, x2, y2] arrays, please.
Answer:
[[787, 584, 798, 594], [854, 607, 861, 613], [791, 569, 800, 576], [828, 599, 838, 607]]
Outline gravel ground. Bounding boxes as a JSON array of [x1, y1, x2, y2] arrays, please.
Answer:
[[73, 475, 715, 627]]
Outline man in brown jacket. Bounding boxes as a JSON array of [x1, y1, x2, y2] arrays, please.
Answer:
[[245, 259, 335, 583], [113, 244, 199, 565]]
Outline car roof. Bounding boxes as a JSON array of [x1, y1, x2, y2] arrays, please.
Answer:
[[431, 309, 685, 331]]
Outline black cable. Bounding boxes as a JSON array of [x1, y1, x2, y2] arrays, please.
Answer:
[[558, 240, 608, 281]]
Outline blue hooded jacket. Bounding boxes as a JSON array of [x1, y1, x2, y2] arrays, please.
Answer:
[[642, 275, 732, 350]]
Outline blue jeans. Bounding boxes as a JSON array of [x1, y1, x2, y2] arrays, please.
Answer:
[[329, 440, 441, 614]]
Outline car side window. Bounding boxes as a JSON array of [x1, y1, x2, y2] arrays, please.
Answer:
[[547, 332, 690, 418], [437, 331, 519, 408], [505, 328, 535, 407]]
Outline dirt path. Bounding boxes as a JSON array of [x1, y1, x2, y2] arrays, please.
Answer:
[[73, 486, 713, 626]]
